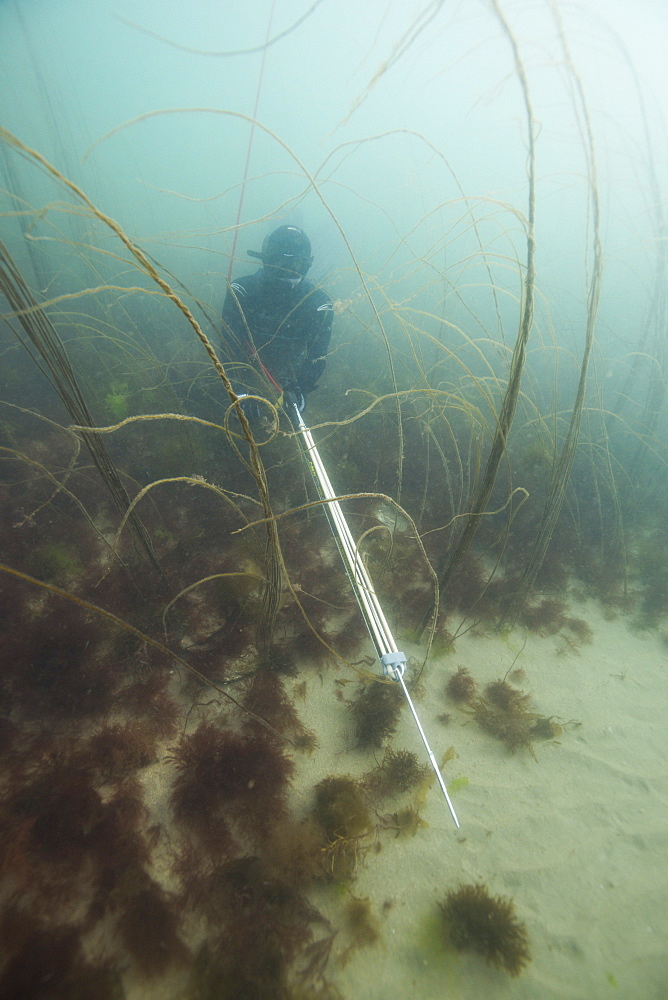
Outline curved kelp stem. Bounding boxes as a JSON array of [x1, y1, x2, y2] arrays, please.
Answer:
[[416, 0, 537, 638], [225, 0, 276, 286], [502, 5, 603, 618], [607, 40, 667, 481], [0, 128, 283, 653]]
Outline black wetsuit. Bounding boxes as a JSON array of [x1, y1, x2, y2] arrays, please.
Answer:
[[221, 268, 334, 396]]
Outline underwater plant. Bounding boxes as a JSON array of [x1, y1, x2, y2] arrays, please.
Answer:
[[116, 878, 190, 977], [340, 895, 380, 964], [385, 806, 429, 839], [349, 679, 404, 749], [365, 748, 431, 799], [463, 676, 563, 757], [178, 856, 336, 1000], [445, 666, 478, 704], [484, 678, 532, 712], [0, 916, 120, 1000], [103, 381, 129, 421], [84, 721, 160, 783], [312, 776, 373, 842], [438, 882, 531, 976], [241, 668, 316, 748], [169, 721, 295, 849], [470, 694, 535, 755], [311, 775, 375, 881]]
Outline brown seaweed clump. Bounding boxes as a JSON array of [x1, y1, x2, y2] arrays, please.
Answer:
[[438, 883, 530, 976], [168, 722, 294, 851], [312, 776, 372, 841], [467, 676, 571, 755], [340, 895, 380, 965], [365, 748, 431, 799], [311, 776, 374, 881], [484, 679, 531, 712], [446, 667, 477, 704], [469, 678, 541, 756], [350, 680, 403, 749]]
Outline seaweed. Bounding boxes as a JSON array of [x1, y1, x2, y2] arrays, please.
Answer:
[[119, 670, 181, 738], [261, 817, 331, 887], [259, 642, 299, 676], [438, 882, 530, 976], [484, 679, 531, 712], [185, 941, 289, 1000], [330, 611, 367, 659], [349, 680, 403, 749], [466, 674, 568, 756], [26, 540, 84, 582], [312, 777, 373, 841], [470, 693, 537, 755], [383, 806, 428, 838], [169, 721, 295, 849], [242, 668, 311, 746], [445, 666, 478, 704], [181, 857, 334, 1000], [517, 598, 568, 635], [311, 776, 374, 881], [0, 915, 120, 1000], [563, 616, 593, 643], [116, 877, 190, 977], [0, 725, 154, 929], [289, 619, 336, 669], [87, 790, 151, 908], [340, 895, 380, 964], [84, 721, 159, 783], [530, 716, 563, 739], [365, 748, 431, 799], [11, 767, 104, 870], [3, 610, 119, 723]]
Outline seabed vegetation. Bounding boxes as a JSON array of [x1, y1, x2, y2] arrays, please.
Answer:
[[0, 1, 666, 997]]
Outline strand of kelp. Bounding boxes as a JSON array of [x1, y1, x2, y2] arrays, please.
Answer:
[[606, 44, 666, 477], [0, 128, 283, 651], [416, 0, 537, 638], [0, 239, 165, 582], [225, 0, 276, 286], [502, 8, 604, 619]]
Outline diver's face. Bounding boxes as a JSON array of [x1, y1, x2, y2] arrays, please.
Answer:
[[263, 251, 312, 283]]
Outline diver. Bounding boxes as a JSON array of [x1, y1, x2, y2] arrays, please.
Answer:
[[221, 225, 334, 424]]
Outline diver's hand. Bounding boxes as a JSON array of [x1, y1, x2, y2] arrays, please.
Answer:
[[236, 394, 263, 421], [282, 380, 305, 414]]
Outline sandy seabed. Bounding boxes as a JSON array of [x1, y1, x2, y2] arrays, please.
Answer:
[[125, 596, 667, 1000], [289, 601, 668, 1000]]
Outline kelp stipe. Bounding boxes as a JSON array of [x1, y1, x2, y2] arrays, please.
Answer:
[[416, 0, 538, 637]]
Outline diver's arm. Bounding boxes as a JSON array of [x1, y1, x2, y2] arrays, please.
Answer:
[[298, 299, 334, 394]]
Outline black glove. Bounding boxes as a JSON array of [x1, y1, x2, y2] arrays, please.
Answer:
[[236, 394, 262, 421], [282, 380, 305, 415]]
